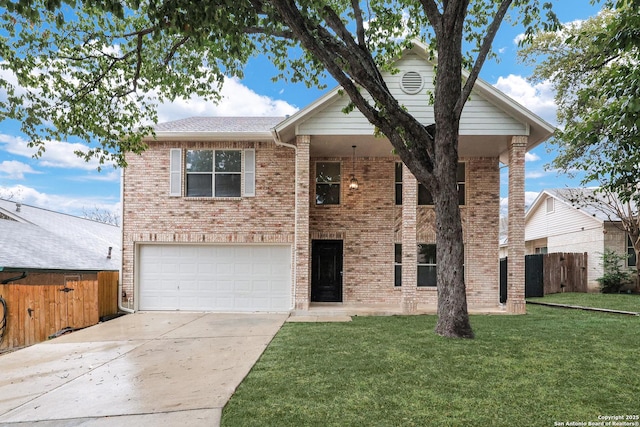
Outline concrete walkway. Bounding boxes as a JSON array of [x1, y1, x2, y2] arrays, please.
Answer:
[[0, 312, 287, 426]]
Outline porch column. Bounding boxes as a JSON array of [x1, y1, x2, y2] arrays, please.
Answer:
[[507, 135, 527, 314], [401, 164, 418, 313], [294, 135, 311, 311]]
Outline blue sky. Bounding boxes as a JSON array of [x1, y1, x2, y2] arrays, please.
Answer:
[[0, 2, 603, 218]]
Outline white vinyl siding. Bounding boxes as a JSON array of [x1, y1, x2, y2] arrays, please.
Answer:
[[526, 194, 602, 241], [169, 148, 182, 196], [298, 54, 528, 137]]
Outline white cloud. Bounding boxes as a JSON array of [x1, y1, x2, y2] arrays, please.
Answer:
[[500, 191, 540, 217], [525, 152, 540, 162], [0, 133, 117, 171], [0, 160, 41, 180], [69, 169, 120, 183], [494, 74, 557, 124], [513, 33, 526, 45], [156, 77, 298, 123], [0, 184, 120, 219], [525, 170, 547, 179], [512, 18, 585, 46]]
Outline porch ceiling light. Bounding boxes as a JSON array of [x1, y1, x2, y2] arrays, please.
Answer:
[[349, 145, 359, 190]]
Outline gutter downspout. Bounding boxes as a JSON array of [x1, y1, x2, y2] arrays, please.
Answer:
[[271, 129, 298, 313], [1, 271, 27, 284], [118, 167, 134, 314]]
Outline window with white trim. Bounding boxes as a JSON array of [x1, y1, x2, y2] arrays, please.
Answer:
[[169, 148, 255, 198], [546, 197, 555, 213]]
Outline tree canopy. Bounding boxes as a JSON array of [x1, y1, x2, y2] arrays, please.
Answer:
[[0, 0, 558, 338], [519, 0, 640, 202]]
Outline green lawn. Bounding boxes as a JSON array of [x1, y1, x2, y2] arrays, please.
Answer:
[[222, 306, 639, 427], [528, 292, 640, 313]]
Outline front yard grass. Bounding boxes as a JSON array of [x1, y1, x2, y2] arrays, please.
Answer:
[[528, 292, 640, 313], [221, 305, 639, 427]]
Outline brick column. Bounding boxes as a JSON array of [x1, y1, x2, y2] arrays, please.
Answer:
[[401, 164, 418, 313], [507, 136, 527, 314], [294, 136, 311, 311]]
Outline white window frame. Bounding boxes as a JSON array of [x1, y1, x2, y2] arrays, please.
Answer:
[[171, 148, 255, 198], [546, 197, 555, 214]]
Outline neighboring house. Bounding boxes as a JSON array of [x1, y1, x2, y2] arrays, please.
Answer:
[[0, 199, 121, 284], [121, 42, 554, 314], [525, 189, 636, 291]]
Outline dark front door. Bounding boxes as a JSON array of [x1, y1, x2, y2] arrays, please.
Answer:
[[311, 240, 343, 302]]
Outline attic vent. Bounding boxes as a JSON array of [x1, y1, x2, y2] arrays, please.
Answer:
[[400, 71, 424, 95]]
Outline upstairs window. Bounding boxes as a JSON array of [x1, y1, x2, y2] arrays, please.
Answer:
[[395, 162, 403, 205], [316, 162, 341, 205], [186, 150, 242, 197], [418, 163, 466, 205]]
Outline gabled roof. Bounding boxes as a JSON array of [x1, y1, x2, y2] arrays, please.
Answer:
[[0, 199, 120, 271], [526, 188, 627, 224], [273, 40, 555, 160]]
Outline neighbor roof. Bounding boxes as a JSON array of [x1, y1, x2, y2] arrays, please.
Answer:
[[273, 40, 555, 159], [528, 188, 630, 223], [0, 199, 120, 271]]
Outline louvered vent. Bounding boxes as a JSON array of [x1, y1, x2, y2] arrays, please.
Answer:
[[400, 71, 424, 95]]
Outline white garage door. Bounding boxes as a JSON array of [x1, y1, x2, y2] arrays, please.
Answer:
[[138, 244, 292, 312]]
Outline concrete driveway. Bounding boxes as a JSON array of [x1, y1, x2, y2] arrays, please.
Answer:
[[0, 312, 287, 426]]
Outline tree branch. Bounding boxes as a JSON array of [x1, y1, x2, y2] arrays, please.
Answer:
[[419, 0, 443, 36], [163, 35, 191, 65], [351, 0, 366, 46], [456, 0, 512, 117]]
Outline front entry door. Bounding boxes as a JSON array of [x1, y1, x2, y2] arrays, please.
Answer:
[[311, 240, 343, 302]]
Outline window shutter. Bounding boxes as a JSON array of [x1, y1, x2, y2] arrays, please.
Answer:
[[243, 149, 255, 197], [169, 148, 182, 196]]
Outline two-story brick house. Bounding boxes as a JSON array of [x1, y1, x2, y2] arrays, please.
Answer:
[[121, 43, 554, 314]]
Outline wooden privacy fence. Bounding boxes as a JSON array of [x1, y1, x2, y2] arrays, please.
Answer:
[[500, 252, 588, 301], [98, 271, 119, 318], [0, 272, 119, 351], [543, 252, 588, 294]]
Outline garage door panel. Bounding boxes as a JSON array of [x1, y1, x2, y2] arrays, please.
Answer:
[[139, 244, 291, 312]]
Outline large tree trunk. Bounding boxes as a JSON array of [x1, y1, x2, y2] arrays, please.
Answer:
[[433, 145, 473, 338], [432, 5, 474, 338], [269, 0, 475, 338]]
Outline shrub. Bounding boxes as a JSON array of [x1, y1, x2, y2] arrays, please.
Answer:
[[597, 249, 632, 293]]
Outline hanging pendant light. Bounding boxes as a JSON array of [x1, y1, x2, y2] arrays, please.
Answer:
[[349, 145, 359, 190]]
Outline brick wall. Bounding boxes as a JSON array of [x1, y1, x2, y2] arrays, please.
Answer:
[[310, 156, 500, 307], [123, 140, 501, 309], [121, 140, 296, 301]]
